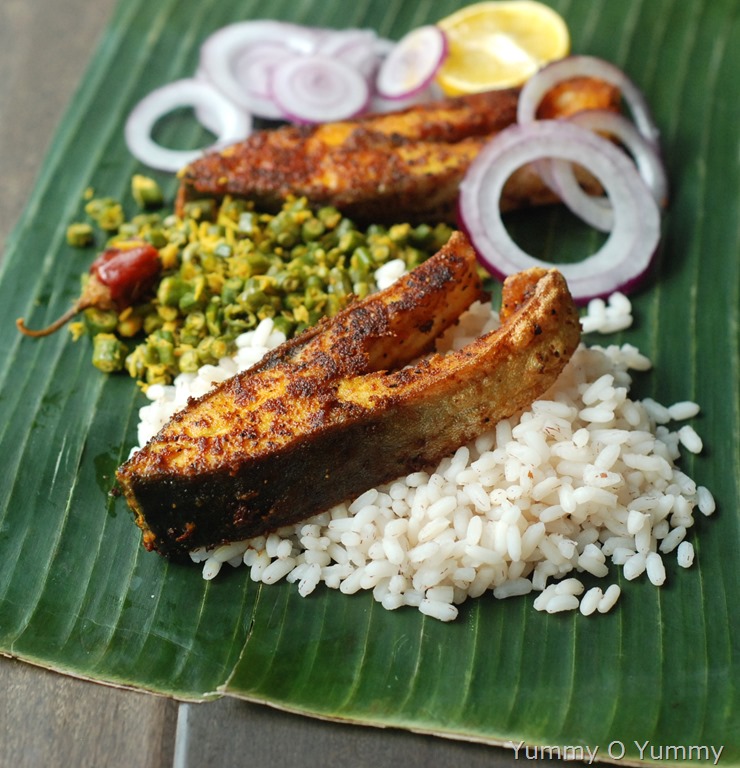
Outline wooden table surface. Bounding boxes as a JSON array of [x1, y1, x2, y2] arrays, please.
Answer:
[[0, 2, 529, 766]]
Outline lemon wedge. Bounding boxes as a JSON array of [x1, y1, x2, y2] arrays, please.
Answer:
[[436, 1, 570, 94]]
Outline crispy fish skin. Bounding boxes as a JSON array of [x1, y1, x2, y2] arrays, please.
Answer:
[[116, 233, 581, 560], [176, 78, 619, 223], [117, 232, 487, 558]]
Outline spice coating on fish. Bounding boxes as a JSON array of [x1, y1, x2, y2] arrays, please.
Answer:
[[176, 79, 618, 223], [116, 232, 581, 560]]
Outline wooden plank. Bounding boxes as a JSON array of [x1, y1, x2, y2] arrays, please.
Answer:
[[175, 697, 525, 768], [0, 657, 177, 768]]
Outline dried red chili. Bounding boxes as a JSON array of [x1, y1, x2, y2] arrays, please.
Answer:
[[16, 241, 161, 338]]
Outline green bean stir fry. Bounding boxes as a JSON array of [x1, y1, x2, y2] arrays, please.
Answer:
[[70, 186, 453, 387]]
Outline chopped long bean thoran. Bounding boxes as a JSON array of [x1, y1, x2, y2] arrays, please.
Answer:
[[69, 194, 453, 386]]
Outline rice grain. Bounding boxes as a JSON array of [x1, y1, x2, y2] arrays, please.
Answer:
[[132, 301, 713, 621]]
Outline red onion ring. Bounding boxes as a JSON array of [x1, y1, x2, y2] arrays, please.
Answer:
[[370, 81, 443, 114], [316, 29, 388, 79], [198, 21, 322, 119], [127, 19, 433, 162], [192, 66, 252, 135], [124, 78, 251, 172], [232, 41, 295, 100], [270, 54, 370, 124], [376, 25, 448, 100], [546, 110, 669, 232], [517, 55, 661, 146], [458, 121, 661, 303]]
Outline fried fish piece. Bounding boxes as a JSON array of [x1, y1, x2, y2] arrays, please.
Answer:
[[116, 233, 581, 560], [176, 78, 619, 223]]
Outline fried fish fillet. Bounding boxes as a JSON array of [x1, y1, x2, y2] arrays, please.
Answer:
[[176, 78, 619, 223], [116, 232, 581, 560]]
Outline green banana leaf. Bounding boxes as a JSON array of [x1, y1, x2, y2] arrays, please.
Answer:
[[1, 0, 738, 762]]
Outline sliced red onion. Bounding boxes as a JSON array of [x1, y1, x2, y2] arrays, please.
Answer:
[[569, 109, 668, 202], [198, 21, 322, 119], [369, 81, 443, 114], [233, 41, 295, 101], [192, 66, 252, 135], [541, 157, 613, 232], [124, 78, 252, 172], [458, 121, 661, 303], [545, 110, 669, 232], [517, 55, 661, 146], [375, 25, 448, 100], [316, 28, 388, 79], [228, 40, 297, 120], [134, 20, 430, 142], [270, 54, 370, 124]]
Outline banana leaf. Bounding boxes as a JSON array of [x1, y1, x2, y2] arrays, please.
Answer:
[[1, 0, 738, 762]]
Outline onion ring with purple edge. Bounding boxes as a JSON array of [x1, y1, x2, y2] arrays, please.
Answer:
[[370, 82, 443, 114], [458, 121, 661, 303], [517, 55, 661, 145], [546, 110, 669, 232], [227, 40, 297, 120], [316, 28, 389, 79], [198, 21, 322, 119], [270, 54, 371, 124], [124, 78, 252, 172], [192, 67, 252, 135], [376, 25, 449, 100]]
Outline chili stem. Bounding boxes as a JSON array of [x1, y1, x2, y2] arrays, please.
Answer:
[[16, 301, 90, 338]]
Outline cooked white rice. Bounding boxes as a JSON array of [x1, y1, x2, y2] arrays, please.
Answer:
[[580, 292, 633, 334], [133, 293, 713, 622]]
